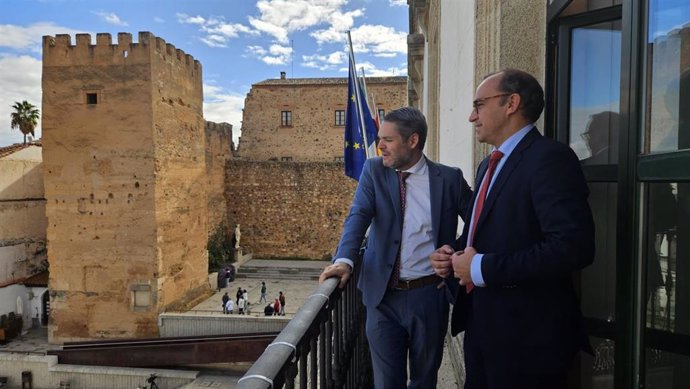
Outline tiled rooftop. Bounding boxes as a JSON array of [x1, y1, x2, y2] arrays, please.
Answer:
[[254, 76, 407, 86], [0, 141, 42, 159]]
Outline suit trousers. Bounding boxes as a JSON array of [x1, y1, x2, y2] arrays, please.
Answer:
[[365, 282, 449, 389], [463, 324, 570, 389]]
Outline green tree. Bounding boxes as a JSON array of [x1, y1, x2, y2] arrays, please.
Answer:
[[208, 222, 235, 272], [10, 100, 40, 145]]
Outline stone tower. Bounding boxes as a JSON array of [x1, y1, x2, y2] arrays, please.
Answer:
[[42, 32, 209, 342]]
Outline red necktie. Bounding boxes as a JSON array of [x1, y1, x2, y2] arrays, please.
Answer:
[[466, 150, 503, 292], [389, 171, 411, 288]]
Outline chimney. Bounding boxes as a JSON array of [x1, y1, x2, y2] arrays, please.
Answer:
[[280, 71, 286, 79]]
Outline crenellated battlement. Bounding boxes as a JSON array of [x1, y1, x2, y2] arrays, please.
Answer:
[[42, 31, 202, 76]]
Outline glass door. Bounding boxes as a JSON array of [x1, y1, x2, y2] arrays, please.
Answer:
[[554, 5, 622, 388], [639, 1, 690, 387]]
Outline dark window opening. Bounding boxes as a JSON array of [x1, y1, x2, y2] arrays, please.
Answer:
[[86, 93, 98, 105]]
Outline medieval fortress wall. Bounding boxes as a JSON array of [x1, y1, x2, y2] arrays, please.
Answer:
[[42, 32, 210, 342]]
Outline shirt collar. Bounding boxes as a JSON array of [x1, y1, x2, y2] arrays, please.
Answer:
[[399, 155, 427, 176], [495, 123, 534, 157]]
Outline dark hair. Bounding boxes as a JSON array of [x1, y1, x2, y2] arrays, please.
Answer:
[[383, 107, 428, 150], [486, 68, 544, 122]]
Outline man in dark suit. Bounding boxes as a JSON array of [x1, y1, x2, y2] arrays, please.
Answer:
[[320, 107, 472, 388], [431, 69, 595, 388]]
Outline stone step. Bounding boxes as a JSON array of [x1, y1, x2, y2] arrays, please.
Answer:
[[235, 273, 320, 280]]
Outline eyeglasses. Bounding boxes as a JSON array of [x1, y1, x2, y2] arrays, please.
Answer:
[[472, 93, 513, 114]]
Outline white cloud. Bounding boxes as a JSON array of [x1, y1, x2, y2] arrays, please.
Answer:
[[246, 44, 293, 65], [92, 11, 129, 26], [0, 23, 85, 52], [311, 23, 406, 57], [389, 0, 407, 6], [177, 13, 258, 48], [249, 0, 357, 44], [349, 25, 407, 56], [177, 13, 206, 25], [302, 51, 346, 70], [309, 8, 364, 45], [154, 17, 165, 23], [339, 60, 407, 77], [203, 84, 246, 144], [0, 55, 43, 146]]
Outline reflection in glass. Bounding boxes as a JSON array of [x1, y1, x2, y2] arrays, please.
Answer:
[[581, 183, 617, 320], [569, 20, 621, 160], [643, 0, 690, 153], [581, 111, 620, 165], [561, 0, 623, 17], [644, 349, 690, 389], [577, 337, 614, 389], [644, 182, 690, 387], [645, 183, 689, 336]]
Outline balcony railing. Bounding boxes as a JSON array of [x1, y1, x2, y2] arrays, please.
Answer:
[[236, 266, 372, 388]]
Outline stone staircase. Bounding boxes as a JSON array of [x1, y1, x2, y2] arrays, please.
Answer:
[[234, 261, 327, 281]]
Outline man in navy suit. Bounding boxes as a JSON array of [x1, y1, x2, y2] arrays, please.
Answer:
[[319, 107, 472, 388], [431, 69, 595, 389]]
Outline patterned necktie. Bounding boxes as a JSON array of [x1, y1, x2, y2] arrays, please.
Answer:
[[466, 150, 504, 292], [389, 171, 411, 288]]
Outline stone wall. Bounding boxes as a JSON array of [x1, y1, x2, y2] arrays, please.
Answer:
[[238, 77, 407, 162], [205, 121, 233, 232], [225, 161, 356, 260], [0, 145, 47, 285], [42, 32, 209, 342]]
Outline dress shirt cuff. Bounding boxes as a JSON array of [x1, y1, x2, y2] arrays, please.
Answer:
[[334, 258, 354, 270], [470, 253, 486, 287]]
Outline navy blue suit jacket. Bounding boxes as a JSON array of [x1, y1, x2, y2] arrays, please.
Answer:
[[451, 128, 595, 370], [334, 156, 472, 308]]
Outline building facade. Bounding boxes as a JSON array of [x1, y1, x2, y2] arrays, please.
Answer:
[[0, 143, 48, 333], [410, 0, 690, 387], [42, 32, 210, 343], [238, 73, 407, 162]]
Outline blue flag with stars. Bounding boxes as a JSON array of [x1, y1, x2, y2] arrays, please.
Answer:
[[344, 60, 378, 181]]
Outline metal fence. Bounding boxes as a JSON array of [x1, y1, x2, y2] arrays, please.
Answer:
[[236, 268, 372, 388]]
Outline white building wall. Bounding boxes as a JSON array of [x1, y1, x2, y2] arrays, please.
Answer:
[[0, 284, 45, 331], [438, 0, 476, 180]]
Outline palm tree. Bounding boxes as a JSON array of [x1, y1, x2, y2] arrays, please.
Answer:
[[10, 100, 40, 144]]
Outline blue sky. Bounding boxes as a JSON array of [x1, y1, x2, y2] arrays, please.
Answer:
[[0, 0, 409, 147]]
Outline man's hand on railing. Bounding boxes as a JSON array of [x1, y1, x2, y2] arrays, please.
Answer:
[[319, 262, 352, 289]]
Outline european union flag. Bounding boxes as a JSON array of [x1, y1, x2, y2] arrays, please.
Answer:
[[344, 60, 378, 181]]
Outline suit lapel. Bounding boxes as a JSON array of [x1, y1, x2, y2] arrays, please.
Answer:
[[475, 128, 541, 235], [427, 159, 443, 246], [386, 166, 402, 224]]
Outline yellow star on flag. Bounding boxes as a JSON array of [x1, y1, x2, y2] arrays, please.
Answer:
[[345, 141, 349, 148], [353, 142, 361, 150], [351, 94, 356, 102]]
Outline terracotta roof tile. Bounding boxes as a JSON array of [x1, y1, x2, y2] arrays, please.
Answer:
[[254, 76, 407, 86], [0, 141, 42, 159], [23, 271, 49, 287]]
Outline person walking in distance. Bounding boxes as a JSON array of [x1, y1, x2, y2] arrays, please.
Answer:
[[319, 107, 473, 388], [221, 292, 229, 314], [278, 291, 286, 316], [259, 281, 267, 304], [431, 69, 595, 389]]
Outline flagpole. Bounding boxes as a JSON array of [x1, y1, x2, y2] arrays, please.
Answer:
[[347, 30, 371, 159]]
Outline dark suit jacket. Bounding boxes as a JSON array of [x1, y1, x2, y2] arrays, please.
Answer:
[[451, 128, 595, 371], [334, 156, 472, 307]]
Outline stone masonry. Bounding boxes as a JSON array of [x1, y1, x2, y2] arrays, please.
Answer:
[[205, 121, 234, 232], [238, 75, 408, 162], [225, 160, 356, 260], [42, 32, 210, 342]]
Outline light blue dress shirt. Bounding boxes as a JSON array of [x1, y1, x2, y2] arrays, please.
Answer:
[[469, 124, 534, 287]]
